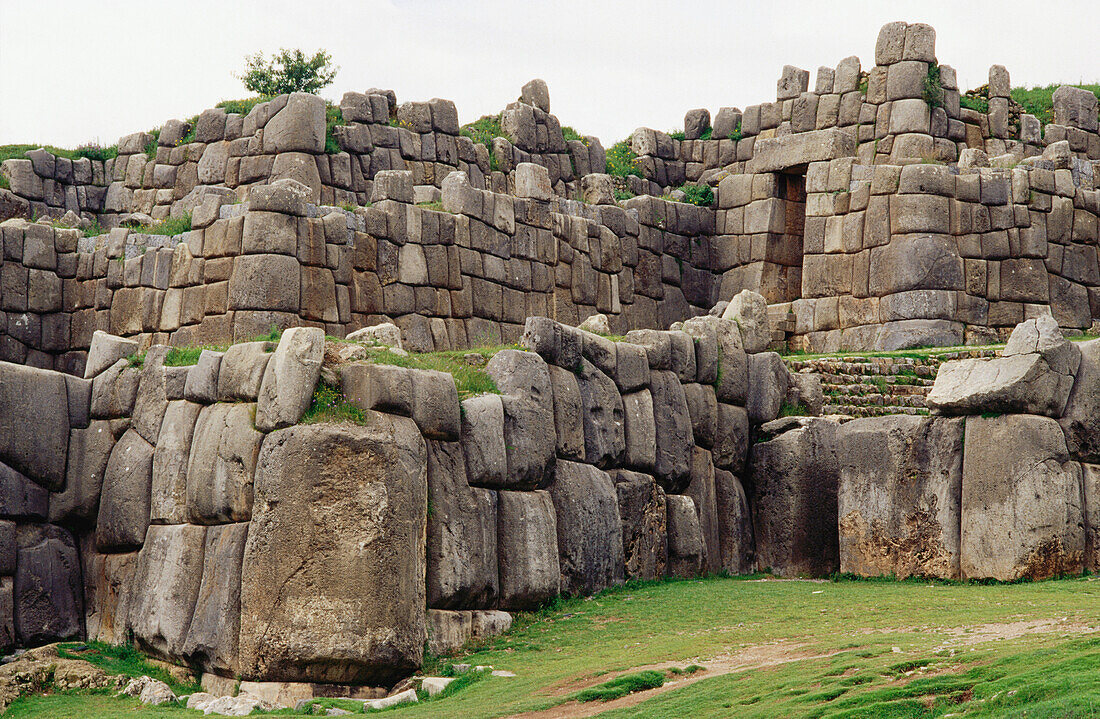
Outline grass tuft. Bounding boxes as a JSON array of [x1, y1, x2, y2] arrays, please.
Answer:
[[56, 641, 199, 694], [573, 670, 666, 702], [606, 139, 642, 178], [128, 212, 192, 236], [300, 380, 369, 425]]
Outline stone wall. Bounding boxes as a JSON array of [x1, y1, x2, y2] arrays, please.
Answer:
[[0, 165, 717, 374]]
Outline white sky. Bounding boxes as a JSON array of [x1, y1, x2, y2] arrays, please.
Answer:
[[1, 0, 1098, 150]]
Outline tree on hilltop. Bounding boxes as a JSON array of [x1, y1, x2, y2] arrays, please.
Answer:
[[238, 48, 338, 95]]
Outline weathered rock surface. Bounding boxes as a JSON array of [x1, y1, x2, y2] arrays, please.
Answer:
[[749, 418, 840, 577], [14, 524, 83, 645], [928, 316, 1080, 417], [548, 461, 624, 596], [182, 522, 249, 675], [686, 448, 721, 574], [666, 494, 705, 577], [255, 327, 324, 432], [96, 429, 155, 551], [610, 470, 667, 580], [838, 416, 964, 579], [575, 359, 625, 468], [496, 490, 560, 609], [714, 469, 755, 574], [186, 403, 263, 524], [1060, 339, 1100, 461], [0, 361, 69, 490], [150, 401, 202, 525], [961, 414, 1084, 581], [50, 421, 124, 524], [127, 523, 206, 662], [722, 290, 771, 353], [84, 331, 139, 379], [425, 440, 498, 609], [239, 419, 427, 684]]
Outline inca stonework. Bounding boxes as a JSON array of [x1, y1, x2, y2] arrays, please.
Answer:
[[1, 20, 1100, 709]]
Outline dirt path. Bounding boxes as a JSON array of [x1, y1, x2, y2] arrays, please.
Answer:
[[505, 617, 1097, 719]]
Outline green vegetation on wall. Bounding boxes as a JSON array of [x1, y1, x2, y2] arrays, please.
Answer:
[[1011, 83, 1100, 125], [605, 139, 642, 178]]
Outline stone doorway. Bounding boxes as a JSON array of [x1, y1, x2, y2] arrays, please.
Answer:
[[760, 171, 806, 304]]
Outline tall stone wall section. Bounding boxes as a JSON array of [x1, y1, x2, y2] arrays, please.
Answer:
[[0, 166, 715, 374]]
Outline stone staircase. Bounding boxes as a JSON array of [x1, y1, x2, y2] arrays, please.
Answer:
[[785, 348, 999, 417]]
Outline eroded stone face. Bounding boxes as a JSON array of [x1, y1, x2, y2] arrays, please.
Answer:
[[238, 418, 427, 685], [838, 415, 964, 579], [961, 414, 1084, 581]]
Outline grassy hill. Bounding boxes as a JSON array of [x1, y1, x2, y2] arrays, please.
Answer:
[[7, 573, 1100, 717]]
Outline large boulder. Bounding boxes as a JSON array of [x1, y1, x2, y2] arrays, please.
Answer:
[[722, 289, 771, 353], [575, 360, 625, 468], [927, 316, 1081, 417], [749, 418, 840, 577], [1060, 339, 1100, 462], [685, 449, 721, 574], [14, 524, 83, 645], [665, 494, 705, 578], [255, 327, 324, 432], [747, 352, 791, 424], [547, 365, 584, 461], [186, 403, 263, 524], [425, 441, 498, 609], [150, 401, 202, 525], [238, 419, 427, 684], [262, 93, 326, 154], [549, 461, 624, 596], [95, 429, 155, 552], [128, 523, 207, 662], [714, 469, 755, 574], [649, 370, 693, 492], [496, 490, 560, 609], [182, 522, 249, 675], [837, 416, 964, 579], [610, 470, 667, 580], [50, 420, 125, 524], [0, 361, 69, 490], [961, 414, 1084, 581], [81, 545, 138, 644], [84, 331, 139, 379]]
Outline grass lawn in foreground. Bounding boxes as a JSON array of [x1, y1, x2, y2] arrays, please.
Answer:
[[6, 574, 1100, 717]]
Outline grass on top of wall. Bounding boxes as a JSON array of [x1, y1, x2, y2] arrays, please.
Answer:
[[126, 211, 192, 237], [1011, 83, 1100, 125], [366, 345, 507, 401]]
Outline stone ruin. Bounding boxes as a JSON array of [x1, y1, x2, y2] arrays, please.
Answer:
[[1, 19, 1099, 709]]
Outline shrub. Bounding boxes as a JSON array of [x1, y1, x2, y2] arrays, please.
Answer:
[[325, 104, 344, 154], [129, 212, 192, 236], [728, 121, 743, 142], [561, 126, 587, 144], [606, 139, 642, 178], [923, 64, 944, 110], [215, 96, 272, 116], [301, 381, 368, 425], [1011, 83, 1100, 125], [239, 48, 338, 95], [668, 130, 686, 141], [959, 94, 989, 114], [678, 184, 714, 207]]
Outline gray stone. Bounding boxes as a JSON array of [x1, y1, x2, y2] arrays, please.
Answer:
[[0, 361, 69, 490], [91, 359, 141, 420], [622, 389, 656, 472], [961, 414, 1084, 581], [615, 342, 650, 393], [521, 79, 550, 112], [1060, 339, 1100, 462], [928, 316, 1080, 417], [722, 290, 770, 353], [686, 448, 721, 574], [131, 346, 170, 446], [684, 109, 711, 140], [256, 327, 324, 432], [496, 490, 560, 610], [150, 401, 202, 525], [239, 418, 427, 684], [217, 342, 273, 401], [681, 316, 719, 385], [749, 128, 856, 173], [549, 461, 624, 596], [610, 470, 667, 581], [426, 440, 498, 609], [426, 608, 472, 656], [81, 545, 138, 644], [460, 394, 507, 488], [248, 179, 311, 216], [666, 494, 705, 578], [14, 524, 82, 645], [184, 351, 223, 404], [749, 418, 840, 577], [714, 319, 748, 405], [649, 370, 694, 493], [547, 365, 584, 461], [84, 331, 139, 379], [96, 429, 155, 551], [714, 469, 754, 574], [747, 352, 790, 425], [127, 523, 206, 662], [0, 462, 49, 519], [683, 383, 717, 449], [187, 403, 263, 524], [838, 416, 964, 579], [713, 403, 749, 474], [263, 93, 326, 154], [575, 359, 625, 468], [182, 522, 249, 674]]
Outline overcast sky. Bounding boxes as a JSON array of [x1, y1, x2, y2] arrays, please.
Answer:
[[2, 1, 1098, 150]]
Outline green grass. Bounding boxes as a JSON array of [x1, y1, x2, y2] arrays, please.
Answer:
[[960, 94, 989, 114], [460, 115, 509, 148], [128, 212, 192, 236], [367, 346, 504, 401], [55, 642, 199, 694], [299, 380, 370, 425], [675, 184, 714, 207], [162, 346, 205, 367], [325, 103, 344, 154], [11, 575, 1100, 718], [561, 126, 586, 144], [215, 96, 272, 116], [1011, 84, 1100, 125], [606, 139, 642, 178], [0, 143, 119, 166], [573, 670, 665, 702]]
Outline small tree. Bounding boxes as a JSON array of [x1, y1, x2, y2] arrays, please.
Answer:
[[239, 48, 338, 95]]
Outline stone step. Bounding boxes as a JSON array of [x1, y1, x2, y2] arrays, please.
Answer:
[[822, 404, 930, 417]]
